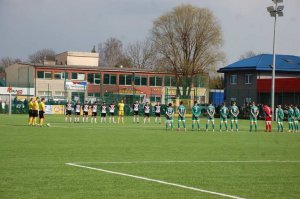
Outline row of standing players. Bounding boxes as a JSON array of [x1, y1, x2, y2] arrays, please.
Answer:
[[65, 100, 159, 124], [64, 99, 297, 132], [165, 101, 300, 132]]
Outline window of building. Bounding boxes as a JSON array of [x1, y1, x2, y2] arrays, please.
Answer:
[[45, 72, 52, 79], [150, 76, 163, 86], [230, 74, 237, 85], [103, 74, 117, 85], [134, 76, 147, 86], [164, 76, 176, 87], [88, 73, 101, 84], [37, 71, 52, 79], [245, 74, 252, 84], [119, 74, 132, 85], [54, 72, 65, 80], [72, 73, 85, 80], [72, 73, 77, 80]]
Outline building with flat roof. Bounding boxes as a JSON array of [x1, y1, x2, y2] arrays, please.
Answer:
[[218, 54, 300, 106], [5, 62, 209, 105]]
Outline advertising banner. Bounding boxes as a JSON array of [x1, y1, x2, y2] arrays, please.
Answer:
[[0, 87, 34, 95], [44, 105, 65, 115], [65, 81, 86, 91], [52, 105, 65, 114]]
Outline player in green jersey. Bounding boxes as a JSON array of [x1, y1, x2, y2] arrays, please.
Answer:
[[191, 101, 201, 131], [177, 101, 186, 132], [250, 102, 259, 132], [288, 104, 294, 132], [230, 101, 239, 132], [276, 105, 284, 132], [165, 103, 174, 130], [219, 102, 229, 132], [206, 102, 215, 132], [294, 105, 299, 133]]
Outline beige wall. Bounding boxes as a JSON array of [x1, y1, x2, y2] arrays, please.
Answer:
[[5, 63, 34, 87], [55, 51, 99, 67], [36, 79, 65, 96]]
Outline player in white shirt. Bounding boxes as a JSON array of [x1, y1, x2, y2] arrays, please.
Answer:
[[154, 102, 161, 124], [108, 101, 116, 123], [74, 101, 81, 123], [143, 102, 151, 124], [133, 101, 140, 123], [82, 101, 89, 123], [101, 102, 107, 123], [65, 100, 73, 123], [91, 101, 98, 123]]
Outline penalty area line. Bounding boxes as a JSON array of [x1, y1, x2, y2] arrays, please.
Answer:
[[65, 162, 246, 199]]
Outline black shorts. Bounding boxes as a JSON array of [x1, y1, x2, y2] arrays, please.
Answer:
[[109, 112, 114, 116], [134, 111, 139, 115], [29, 110, 33, 117], [92, 112, 97, 117], [101, 113, 106, 117], [83, 111, 88, 116], [39, 111, 44, 119], [75, 112, 80, 116], [155, 113, 161, 117], [32, 110, 38, 117], [66, 110, 72, 116], [144, 113, 150, 117]]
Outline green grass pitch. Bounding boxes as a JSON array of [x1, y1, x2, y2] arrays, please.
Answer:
[[0, 114, 299, 199]]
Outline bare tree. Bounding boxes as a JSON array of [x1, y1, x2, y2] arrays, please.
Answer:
[[99, 38, 125, 67], [125, 38, 156, 69], [28, 49, 56, 63], [0, 57, 22, 68], [238, 51, 257, 60], [151, 4, 224, 98]]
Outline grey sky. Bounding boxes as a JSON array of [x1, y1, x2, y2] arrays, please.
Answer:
[[0, 0, 299, 66]]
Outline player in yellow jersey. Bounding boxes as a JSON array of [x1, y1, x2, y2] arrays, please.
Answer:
[[28, 98, 34, 125], [31, 97, 39, 126], [118, 99, 125, 124], [39, 98, 45, 127]]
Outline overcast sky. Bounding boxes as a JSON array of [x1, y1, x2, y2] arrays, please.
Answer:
[[0, 0, 299, 66]]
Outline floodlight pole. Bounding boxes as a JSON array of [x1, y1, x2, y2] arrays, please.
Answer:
[[268, 0, 283, 121], [271, 3, 277, 121]]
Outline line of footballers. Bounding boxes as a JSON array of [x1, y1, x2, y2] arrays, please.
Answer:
[[65, 100, 157, 124], [28, 96, 299, 132], [64, 99, 300, 132], [166, 101, 300, 132]]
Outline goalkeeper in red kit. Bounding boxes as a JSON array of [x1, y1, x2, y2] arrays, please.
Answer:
[[263, 104, 272, 132]]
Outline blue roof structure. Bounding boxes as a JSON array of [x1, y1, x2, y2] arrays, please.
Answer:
[[218, 54, 300, 73]]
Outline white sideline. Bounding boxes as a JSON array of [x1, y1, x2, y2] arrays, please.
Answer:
[[66, 162, 246, 199], [72, 160, 300, 164]]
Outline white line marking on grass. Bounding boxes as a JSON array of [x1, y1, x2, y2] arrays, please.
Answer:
[[73, 160, 300, 164], [66, 162, 246, 199]]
